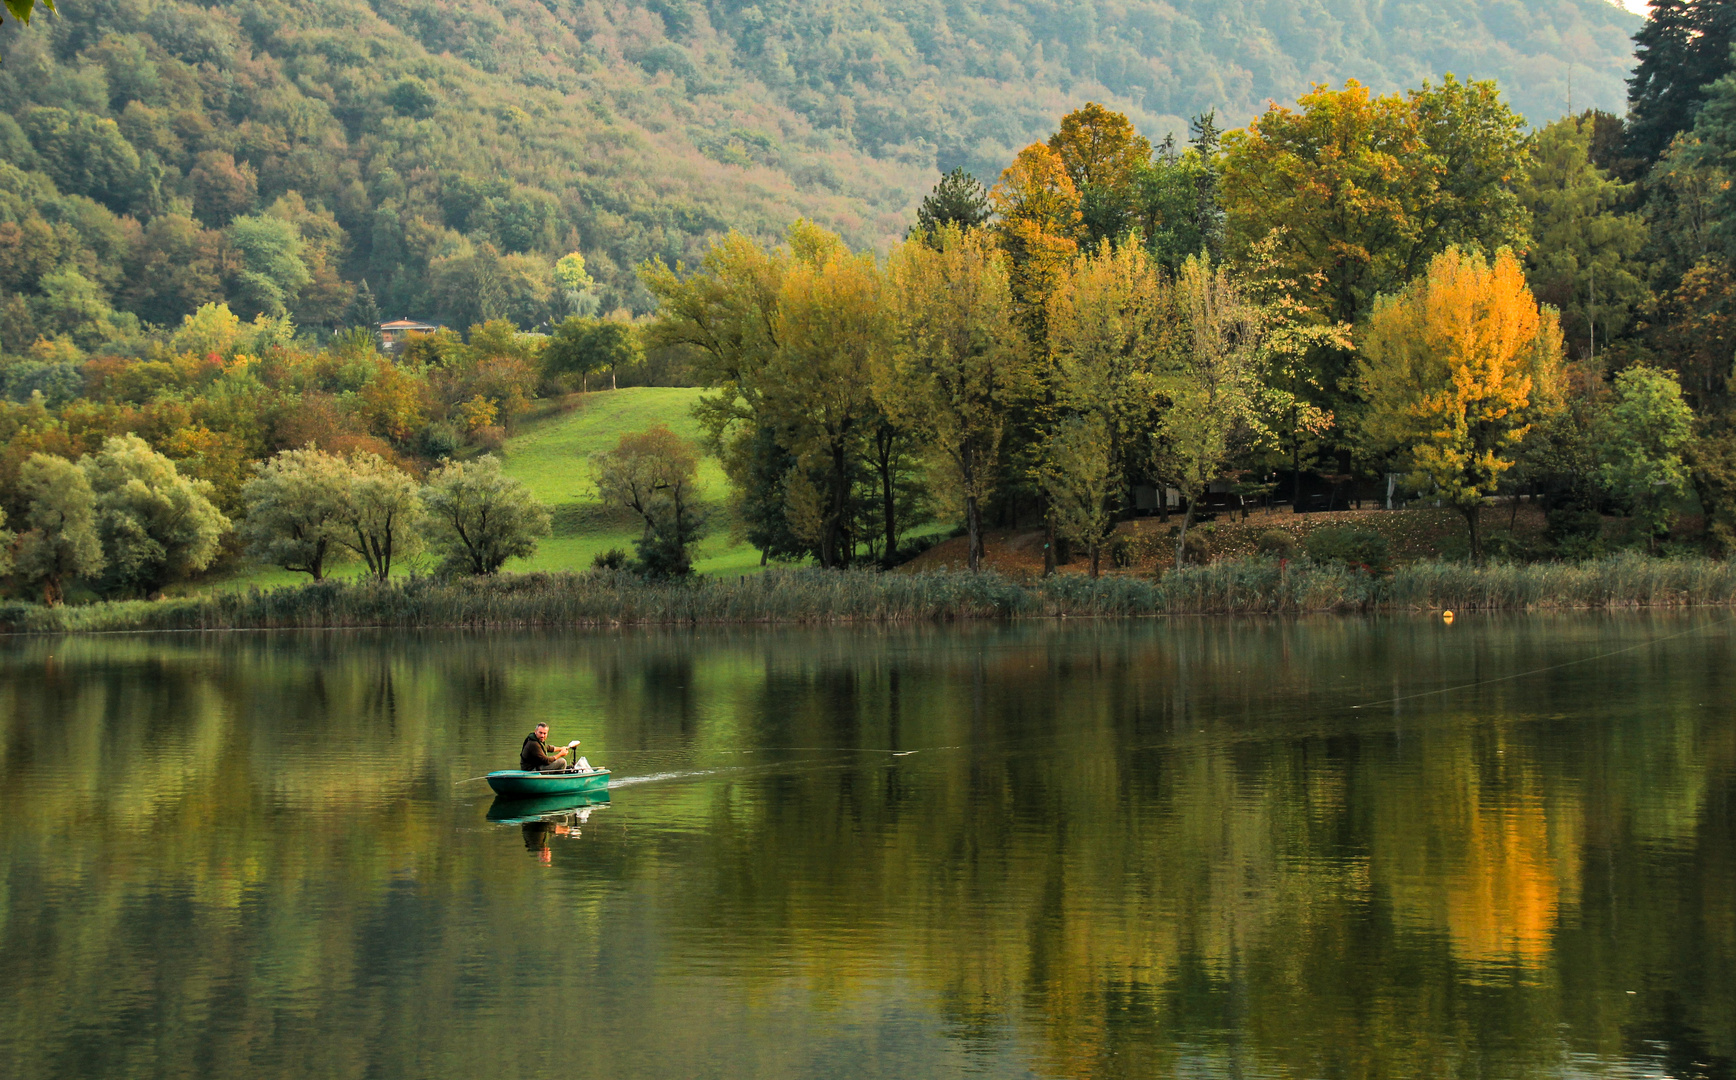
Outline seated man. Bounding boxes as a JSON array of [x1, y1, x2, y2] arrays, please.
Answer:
[[520, 723, 575, 772]]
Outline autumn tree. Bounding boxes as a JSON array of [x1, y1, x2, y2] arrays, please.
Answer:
[[1221, 78, 1531, 463], [1358, 248, 1565, 561], [1042, 414, 1117, 576], [1048, 101, 1153, 248], [1157, 256, 1286, 567], [991, 142, 1083, 343], [765, 224, 885, 567], [878, 225, 1033, 570], [644, 223, 895, 568], [592, 424, 707, 577], [1045, 242, 1176, 574]]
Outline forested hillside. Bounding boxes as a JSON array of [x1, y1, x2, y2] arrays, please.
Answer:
[[0, 0, 1634, 338]]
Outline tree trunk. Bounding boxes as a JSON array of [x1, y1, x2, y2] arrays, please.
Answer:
[[1175, 496, 1197, 567], [962, 442, 982, 572], [611, 368, 617, 390], [966, 495, 982, 572], [1462, 503, 1483, 563], [822, 437, 850, 569], [1089, 540, 1101, 579], [878, 427, 898, 569], [1042, 497, 1056, 577]]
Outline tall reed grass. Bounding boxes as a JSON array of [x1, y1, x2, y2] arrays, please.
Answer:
[[4, 552, 1735, 634]]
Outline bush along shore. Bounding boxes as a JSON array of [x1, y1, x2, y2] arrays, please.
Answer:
[[6, 553, 1736, 633]]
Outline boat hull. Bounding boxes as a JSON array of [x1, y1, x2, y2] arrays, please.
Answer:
[[485, 769, 611, 797]]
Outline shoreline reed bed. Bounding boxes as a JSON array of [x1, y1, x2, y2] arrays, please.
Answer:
[[3, 552, 1736, 634]]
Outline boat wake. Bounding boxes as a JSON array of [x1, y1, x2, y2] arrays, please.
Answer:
[[606, 768, 723, 788]]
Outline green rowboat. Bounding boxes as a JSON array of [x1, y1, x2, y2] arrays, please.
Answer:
[[485, 768, 610, 798]]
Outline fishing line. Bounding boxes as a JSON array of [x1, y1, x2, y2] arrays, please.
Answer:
[[1350, 612, 1736, 711]]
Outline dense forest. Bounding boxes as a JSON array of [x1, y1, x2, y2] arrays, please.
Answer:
[[0, 0, 1636, 336]]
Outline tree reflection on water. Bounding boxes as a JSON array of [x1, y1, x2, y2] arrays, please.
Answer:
[[0, 617, 1731, 1079]]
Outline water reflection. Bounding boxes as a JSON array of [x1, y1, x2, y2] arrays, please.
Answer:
[[0, 617, 1731, 1079]]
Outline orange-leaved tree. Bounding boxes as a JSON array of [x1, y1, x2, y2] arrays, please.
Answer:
[[1047, 102, 1152, 247], [991, 142, 1082, 345], [1358, 247, 1564, 561]]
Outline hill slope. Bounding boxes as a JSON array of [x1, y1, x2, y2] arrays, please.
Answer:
[[0, 0, 1639, 335], [497, 387, 765, 575]]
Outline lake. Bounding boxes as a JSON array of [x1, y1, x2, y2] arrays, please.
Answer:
[[1, 615, 1732, 1079]]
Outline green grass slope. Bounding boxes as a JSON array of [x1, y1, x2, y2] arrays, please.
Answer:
[[177, 386, 760, 594], [498, 387, 765, 576]]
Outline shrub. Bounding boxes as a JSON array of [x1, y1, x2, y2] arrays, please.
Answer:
[[1546, 506, 1605, 559], [1180, 529, 1212, 565], [1109, 535, 1136, 568], [1254, 529, 1298, 557], [591, 547, 630, 571], [419, 421, 460, 460], [1303, 526, 1390, 574]]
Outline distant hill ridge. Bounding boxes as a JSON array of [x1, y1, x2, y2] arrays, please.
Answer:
[[0, 0, 1638, 330]]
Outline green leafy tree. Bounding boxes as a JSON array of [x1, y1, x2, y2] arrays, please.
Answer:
[[1519, 116, 1650, 358], [1157, 255, 1283, 567], [913, 168, 991, 238], [1135, 115, 1224, 270], [1042, 414, 1116, 576], [225, 215, 311, 319], [592, 424, 707, 577], [81, 434, 230, 596], [1597, 364, 1696, 546], [343, 279, 383, 336], [240, 447, 352, 580], [543, 316, 642, 392], [420, 455, 549, 575], [14, 452, 102, 606], [553, 252, 601, 318], [1625, 0, 1736, 165], [339, 453, 422, 581]]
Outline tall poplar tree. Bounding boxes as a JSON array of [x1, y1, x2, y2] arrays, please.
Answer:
[[878, 225, 1034, 571]]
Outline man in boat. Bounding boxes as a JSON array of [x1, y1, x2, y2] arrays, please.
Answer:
[[520, 723, 574, 772]]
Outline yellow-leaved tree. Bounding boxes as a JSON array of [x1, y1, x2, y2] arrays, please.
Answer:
[[991, 142, 1082, 344], [1358, 247, 1564, 561], [878, 225, 1034, 571], [1045, 243, 1176, 576]]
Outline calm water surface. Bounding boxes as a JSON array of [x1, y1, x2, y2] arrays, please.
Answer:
[[2, 615, 1733, 1079]]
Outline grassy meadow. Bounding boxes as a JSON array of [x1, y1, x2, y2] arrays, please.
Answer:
[[174, 386, 766, 595], [495, 387, 766, 577]]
